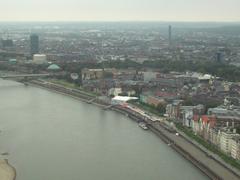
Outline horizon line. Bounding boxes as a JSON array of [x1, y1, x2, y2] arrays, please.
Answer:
[[0, 20, 240, 23]]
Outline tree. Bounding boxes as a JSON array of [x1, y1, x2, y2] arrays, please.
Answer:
[[103, 72, 113, 78], [157, 103, 166, 114], [183, 97, 195, 106]]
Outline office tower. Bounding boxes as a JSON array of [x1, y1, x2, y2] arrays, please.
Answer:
[[168, 25, 172, 46], [216, 51, 223, 63], [30, 34, 39, 56]]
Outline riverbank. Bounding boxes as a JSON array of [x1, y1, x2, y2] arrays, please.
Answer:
[[0, 160, 16, 180], [114, 105, 240, 180], [29, 80, 110, 108], [131, 99, 240, 175], [0, 74, 17, 179], [29, 79, 240, 180]]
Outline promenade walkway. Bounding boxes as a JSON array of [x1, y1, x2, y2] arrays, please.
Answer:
[[124, 104, 240, 180], [152, 122, 240, 180]]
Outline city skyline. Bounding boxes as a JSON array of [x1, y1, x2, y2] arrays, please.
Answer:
[[0, 0, 240, 22], [1, 1, 240, 179]]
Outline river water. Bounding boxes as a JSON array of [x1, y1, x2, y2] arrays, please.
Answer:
[[0, 79, 208, 180]]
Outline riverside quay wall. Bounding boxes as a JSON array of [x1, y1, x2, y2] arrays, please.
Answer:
[[30, 80, 240, 180]]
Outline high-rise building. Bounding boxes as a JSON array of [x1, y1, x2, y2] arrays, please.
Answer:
[[168, 25, 172, 46], [30, 34, 39, 56], [216, 51, 224, 63]]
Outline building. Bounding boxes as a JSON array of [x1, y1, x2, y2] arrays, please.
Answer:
[[181, 107, 194, 127], [208, 107, 240, 127], [33, 54, 47, 64], [155, 91, 178, 102], [230, 136, 240, 160], [113, 69, 138, 81], [201, 115, 217, 140], [219, 130, 239, 154], [150, 77, 183, 89], [30, 34, 39, 56], [166, 100, 183, 120], [143, 72, 158, 82], [168, 25, 172, 46], [8, 59, 17, 64], [180, 105, 205, 127], [198, 74, 212, 84], [108, 88, 122, 97], [216, 51, 224, 63], [47, 64, 61, 71], [82, 68, 116, 81], [140, 94, 166, 107], [192, 115, 201, 134], [82, 69, 104, 80], [209, 127, 221, 146]]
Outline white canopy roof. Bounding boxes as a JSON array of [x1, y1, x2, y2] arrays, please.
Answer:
[[112, 96, 138, 102]]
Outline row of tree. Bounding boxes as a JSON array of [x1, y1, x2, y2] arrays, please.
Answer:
[[99, 60, 240, 82]]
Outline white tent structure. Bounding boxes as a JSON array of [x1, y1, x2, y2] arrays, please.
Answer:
[[111, 96, 138, 105]]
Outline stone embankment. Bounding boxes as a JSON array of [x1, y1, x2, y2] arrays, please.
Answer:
[[30, 80, 240, 180]]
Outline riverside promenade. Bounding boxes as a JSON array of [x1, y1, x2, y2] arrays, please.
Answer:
[[30, 79, 240, 180], [0, 160, 16, 180], [115, 105, 240, 180]]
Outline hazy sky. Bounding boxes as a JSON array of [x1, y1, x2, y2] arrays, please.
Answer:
[[0, 0, 240, 22]]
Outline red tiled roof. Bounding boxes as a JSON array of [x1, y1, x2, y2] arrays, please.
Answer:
[[193, 115, 200, 121], [201, 115, 209, 123], [201, 115, 216, 127]]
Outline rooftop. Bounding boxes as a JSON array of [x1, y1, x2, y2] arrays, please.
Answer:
[[112, 96, 138, 102], [47, 64, 61, 70]]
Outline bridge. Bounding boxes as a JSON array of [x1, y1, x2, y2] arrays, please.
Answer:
[[0, 74, 52, 79], [0, 74, 54, 83]]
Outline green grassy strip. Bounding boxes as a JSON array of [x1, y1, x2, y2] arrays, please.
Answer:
[[129, 101, 164, 117], [49, 79, 99, 97], [176, 123, 240, 170]]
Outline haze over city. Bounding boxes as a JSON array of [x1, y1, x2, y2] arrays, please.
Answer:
[[1, 0, 240, 180], [0, 0, 240, 22]]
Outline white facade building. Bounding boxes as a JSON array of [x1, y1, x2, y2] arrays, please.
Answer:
[[33, 54, 47, 64], [219, 131, 239, 154], [231, 137, 240, 160], [108, 88, 122, 97], [143, 72, 158, 82]]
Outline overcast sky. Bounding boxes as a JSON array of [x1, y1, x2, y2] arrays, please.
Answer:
[[0, 0, 240, 22]]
